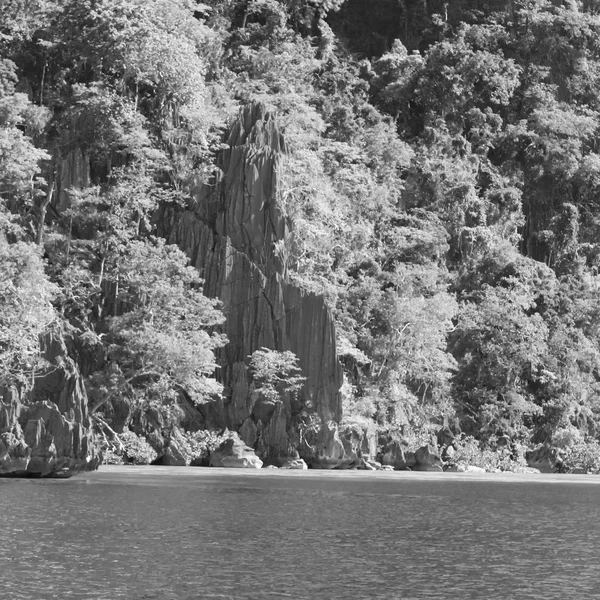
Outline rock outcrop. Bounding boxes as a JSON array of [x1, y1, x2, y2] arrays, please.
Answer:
[[378, 432, 417, 470], [161, 104, 343, 466], [413, 444, 443, 472], [377, 432, 446, 471], [292, 419, 378, 469], [159, 429, 191, 467], [339, 422, 378, 465], [281, 458, 308, 470], [56, 147, 90, 211], [0, 327, 100, 477], [298, 420, 354, 469], [526, 444, 563, 473], [209, 432, 263, 469]]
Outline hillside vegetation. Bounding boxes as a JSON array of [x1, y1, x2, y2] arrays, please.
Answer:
[[3, 0, 600, 470]]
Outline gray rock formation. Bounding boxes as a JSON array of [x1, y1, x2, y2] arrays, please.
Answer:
[[281, 458, 308, 470], [526, 444, 563, 473], [209, 432, 263, 468], [339, 422, 377, 465], [300, 420, 355, 469], [413, 444, 443, 472], [160, 429, 191, 467], [378, 433, 417, 470], [0, 328, 100, 477], [377, 433, 444, 471], [56, 147, 90, 211], [161, 104, 344, 466], [297, 420, 378, 470]]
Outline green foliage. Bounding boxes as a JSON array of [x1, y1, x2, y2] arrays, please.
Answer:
[[119, 429, 158, 465], [249, 348, 305, 402], [183, 429, 225, 464], [63, 84, 153, 167], [553, 426, 600, 474], [448, 434, 528, 473], [89, 237, 226, 411], [0, 235, 57, 387], [6, 0, 600, 460], [452, 282, 549, 440], [0, 59, 50, 218]]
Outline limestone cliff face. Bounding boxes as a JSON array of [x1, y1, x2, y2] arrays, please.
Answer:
[[0, 327, 100, 477], [163, 104, 344, 465], [56, 147, 90, 211]]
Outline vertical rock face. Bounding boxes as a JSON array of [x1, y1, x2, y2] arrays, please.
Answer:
[[163, 104, 344, 465], [56, 147, 90, 211], [0, 328, 100, 477]]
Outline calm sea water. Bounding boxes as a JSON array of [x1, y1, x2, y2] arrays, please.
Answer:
[[1, 467, 600, 600]]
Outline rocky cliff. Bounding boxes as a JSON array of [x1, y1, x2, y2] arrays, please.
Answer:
[[0, 125, 100, 477], [161, 104, 346, 466], [0, 326, 100, 477]]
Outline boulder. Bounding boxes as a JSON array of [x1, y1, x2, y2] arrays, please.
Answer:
[[162, 445, 188, 466], [0, 431, 31, 475], [510, 465, 541, 474], [380, 441, 417, 470], [526, 444, 562, 473], [339, 422, 377, 466], [146, 430, 166, 457], [413, 444, 443, 472], [209, 433, 263, 469], [465, 465, 486, 473], [160, 430, 192, 466], [378, 431, 419, 470], [364, 459, 382, 470], [443, 445, 456, 461], [301, 421, 355, 469], [281, 458, 308, 470]]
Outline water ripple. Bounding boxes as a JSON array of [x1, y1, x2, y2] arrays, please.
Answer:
[[1, 468, 600, 599]]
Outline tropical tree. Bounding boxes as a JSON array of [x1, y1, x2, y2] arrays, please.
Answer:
[[0, 235, 57, 388], [249, 347, 305, 402], [88, 238, 226, 413]]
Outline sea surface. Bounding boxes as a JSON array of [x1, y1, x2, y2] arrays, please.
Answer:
[[1, 467, 600, 600]]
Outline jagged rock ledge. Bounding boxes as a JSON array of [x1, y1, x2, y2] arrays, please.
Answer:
[[0, 328, 100, 478]]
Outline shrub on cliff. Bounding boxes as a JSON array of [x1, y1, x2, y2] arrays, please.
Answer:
[[183, 430, 225, 466], [119, 430, 158, 465], [87, 236, 227, 415], [249, 348, 305, 402], [0, 236, 57, 388]]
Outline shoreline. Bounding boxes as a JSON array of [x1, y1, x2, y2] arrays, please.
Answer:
[[74, 464, 600, 485]]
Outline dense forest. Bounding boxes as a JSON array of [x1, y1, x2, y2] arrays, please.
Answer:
[[3, 0, 600, 473]]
